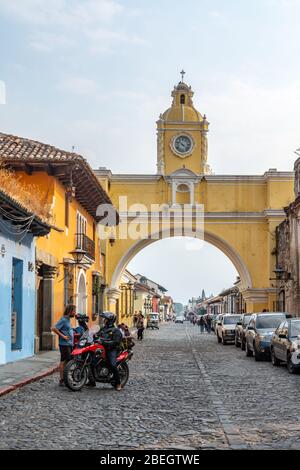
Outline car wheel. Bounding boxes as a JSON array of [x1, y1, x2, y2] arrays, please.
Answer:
[[217, 333, 222, 344], [222, 334, 227, 345], [287, 353, 297, 374], [246, 340, 253, 357], [271, 348, 281, 366], [254, 344, 262, 362], [235, 335, 240, 348]]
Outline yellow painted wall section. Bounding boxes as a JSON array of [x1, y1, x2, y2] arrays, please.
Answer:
[[101, 172, 294, 314], [163, 129, 203, 175], [266, 178, 294, 209], [108, 178, 295, 214], [19, 172, 102, 324], [203, 182, 267, 212]]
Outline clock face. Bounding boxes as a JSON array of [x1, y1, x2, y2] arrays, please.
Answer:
[[174, 135, 193, 155]]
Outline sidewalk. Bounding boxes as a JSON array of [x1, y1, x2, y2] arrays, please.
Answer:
[[0, 350, 59, 397]]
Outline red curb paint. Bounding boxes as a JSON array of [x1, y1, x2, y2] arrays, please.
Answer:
[[0, 365, 59, 398], [0, 386, 15, 397]]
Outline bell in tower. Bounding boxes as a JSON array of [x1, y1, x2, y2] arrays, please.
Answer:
[[156, 72, 211, 176]]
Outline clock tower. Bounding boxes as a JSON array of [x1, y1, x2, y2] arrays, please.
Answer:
[[156, 74, 210, 176]]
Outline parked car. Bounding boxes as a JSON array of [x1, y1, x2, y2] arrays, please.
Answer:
[[245, 312, 286, 361], [216, 314, 242, 345], [212, 314, 222, 334], [271, 318, 300, 374], [175, 316, 184, 324], [210, 314, 218, 332], [235, 313, 252, 350]]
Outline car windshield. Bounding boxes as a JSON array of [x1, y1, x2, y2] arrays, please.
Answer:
[[224, 315, 241, 325], [290, 320, 300, 337], [256, 315, 285, 329], [243, 315, 251, 325]]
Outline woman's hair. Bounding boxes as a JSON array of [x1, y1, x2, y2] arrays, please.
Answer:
[[64, 304, 76, 316]]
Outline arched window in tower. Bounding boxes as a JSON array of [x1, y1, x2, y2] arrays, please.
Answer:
[[177, 184, 189, 192], [180, 94, 185, 104], [176, 183, 191, 205]]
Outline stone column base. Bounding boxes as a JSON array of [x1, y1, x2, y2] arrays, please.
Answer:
[[105, 288, 121, 305], [34, 336, 40, 354], [42, 332, 56, 351]]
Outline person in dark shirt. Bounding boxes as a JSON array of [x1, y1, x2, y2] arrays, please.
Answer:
[[137, 313, 145, 341], [199, 315, 205, 334], [98, 312, 123, 391]]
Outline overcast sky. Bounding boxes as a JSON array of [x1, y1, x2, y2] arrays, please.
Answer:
[[1, 0, 299, 304]]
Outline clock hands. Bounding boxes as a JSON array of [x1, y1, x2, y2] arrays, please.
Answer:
[[173, 135, 192, 155]]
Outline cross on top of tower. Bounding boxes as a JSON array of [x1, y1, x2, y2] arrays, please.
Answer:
[[180, 69, 185, 82]]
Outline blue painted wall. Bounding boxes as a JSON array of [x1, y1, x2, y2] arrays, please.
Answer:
[[0, 223, 36, 365]]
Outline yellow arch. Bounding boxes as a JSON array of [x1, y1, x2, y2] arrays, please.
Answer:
[[111, 229, 252, 292]]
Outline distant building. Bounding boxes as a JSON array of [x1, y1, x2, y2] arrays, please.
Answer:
[[276, 155, 300, 315], [205, 295, 224, 316], [201, 278, 244, 316], [135, 274, 168, 317], [160, 296, 174, 321]]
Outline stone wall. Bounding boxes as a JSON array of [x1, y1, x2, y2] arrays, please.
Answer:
[[276, 158, 300, 315]]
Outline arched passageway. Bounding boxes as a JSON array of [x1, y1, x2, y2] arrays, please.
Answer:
[[110, 230, 252, 292]]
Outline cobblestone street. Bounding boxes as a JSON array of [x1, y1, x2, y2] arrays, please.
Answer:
[[1, 323, 300, 450]]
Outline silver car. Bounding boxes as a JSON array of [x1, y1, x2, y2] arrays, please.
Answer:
[[216, 314, 242, 345], [245, 312, 286, 361], [271, 318, 300, 374]]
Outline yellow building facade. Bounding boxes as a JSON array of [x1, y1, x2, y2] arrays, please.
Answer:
[[0, 133, 114, 350], [96, 78, 295, 314]]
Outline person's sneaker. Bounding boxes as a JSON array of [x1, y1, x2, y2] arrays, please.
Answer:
[[115, 384, 122, 391], [59, 379, 64, 386]]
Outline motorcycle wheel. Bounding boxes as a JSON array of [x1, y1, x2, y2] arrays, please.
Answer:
[[63, 359, 88, 391], [113, 362, 129, 389]]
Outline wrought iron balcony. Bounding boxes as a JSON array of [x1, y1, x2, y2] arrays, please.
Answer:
[[75, 233, 95, 262]]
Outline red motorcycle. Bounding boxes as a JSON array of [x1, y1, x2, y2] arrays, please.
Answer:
[[63, 330, 133, 391]]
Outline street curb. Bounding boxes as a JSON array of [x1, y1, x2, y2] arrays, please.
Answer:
[[0, 364, 59, 398]]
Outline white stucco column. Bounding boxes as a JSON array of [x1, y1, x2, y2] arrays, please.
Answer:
[[189, 182, 194, 205], [172, 181, 177, 205]]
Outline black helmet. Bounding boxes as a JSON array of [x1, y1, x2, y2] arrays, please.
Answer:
[[75, 313, 89, 323], [99, 311, 116, 326]]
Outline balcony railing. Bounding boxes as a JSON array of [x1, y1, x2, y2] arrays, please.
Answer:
[[75, 233, 95, 262]]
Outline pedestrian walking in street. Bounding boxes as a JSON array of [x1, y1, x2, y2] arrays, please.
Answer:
[[199, 315, 205, 334], [137, 314, 145, 341], [122, 323, 135, 350], [52, 304, 76, 386], [133, 311, 138, 327], [206, 315, 212, 334]]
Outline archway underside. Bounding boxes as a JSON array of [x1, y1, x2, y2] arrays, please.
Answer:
[[111, 230, 251, 290], [106, 226, 276, 314]]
